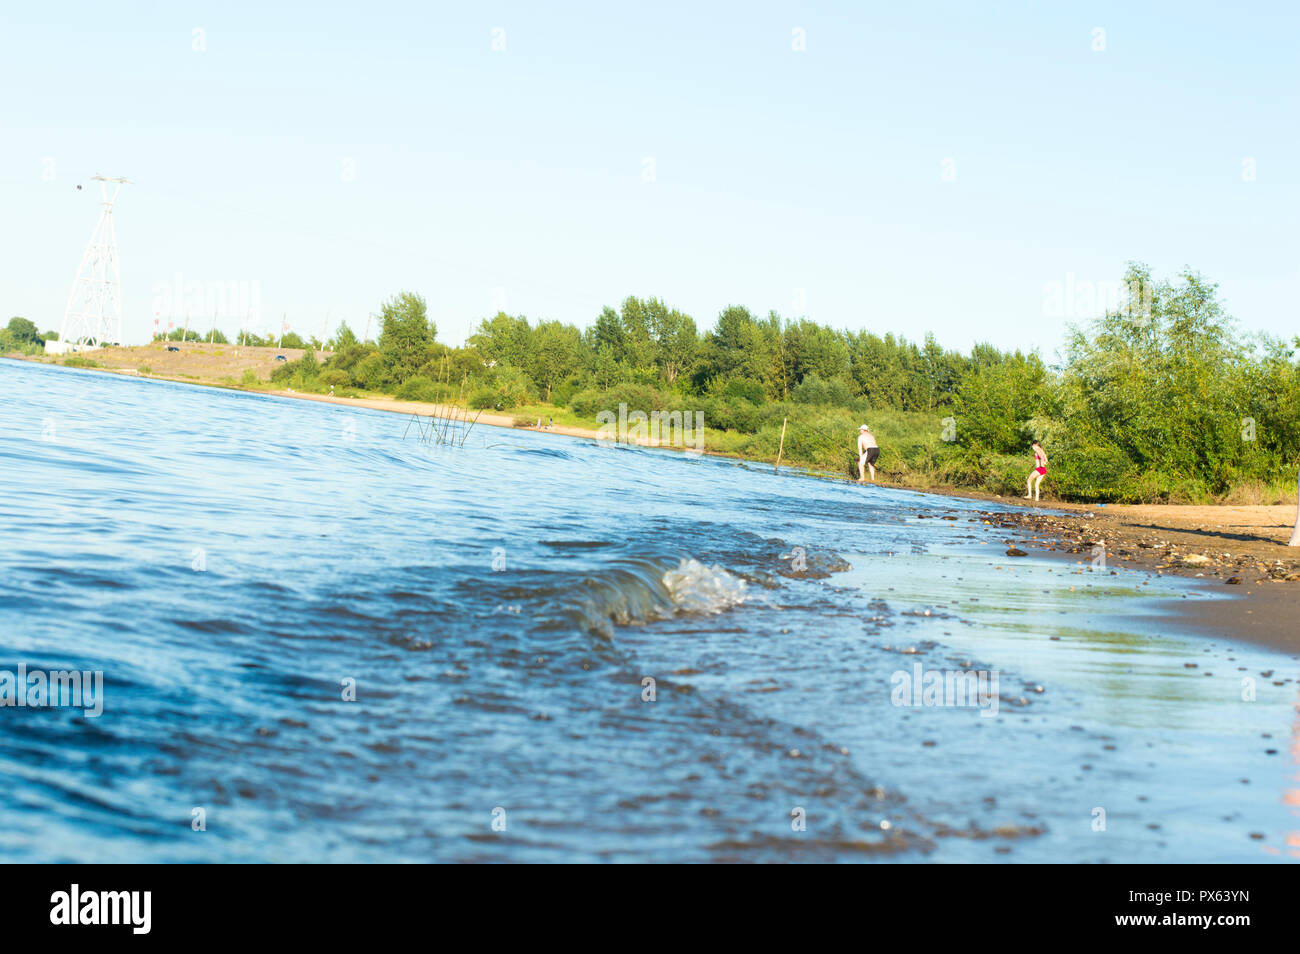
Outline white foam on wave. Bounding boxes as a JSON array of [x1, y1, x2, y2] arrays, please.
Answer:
[[661, 558, 749, 616]]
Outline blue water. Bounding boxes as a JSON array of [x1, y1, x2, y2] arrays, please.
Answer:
[[2, 359, 1298, 862]]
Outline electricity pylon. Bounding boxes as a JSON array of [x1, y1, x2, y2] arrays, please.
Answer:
[[61, 175, 129, 350]]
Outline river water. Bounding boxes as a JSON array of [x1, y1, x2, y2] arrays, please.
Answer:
[[1, 359, 1297, 862]]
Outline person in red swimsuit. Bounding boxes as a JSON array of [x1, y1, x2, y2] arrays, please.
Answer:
[[1025, 441, 1047, 501]]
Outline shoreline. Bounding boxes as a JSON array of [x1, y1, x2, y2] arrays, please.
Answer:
[[981, 502, 1300, 654], [9, 352, 1299, 652]]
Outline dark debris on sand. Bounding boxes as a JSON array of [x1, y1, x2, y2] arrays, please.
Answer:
[[969, 508, 1300, 588]]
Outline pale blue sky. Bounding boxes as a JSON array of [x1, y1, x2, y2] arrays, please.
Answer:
[[2, 1, 1296, 359]]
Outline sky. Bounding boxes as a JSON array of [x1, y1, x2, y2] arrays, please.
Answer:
[[2, 1, 1297, 361]]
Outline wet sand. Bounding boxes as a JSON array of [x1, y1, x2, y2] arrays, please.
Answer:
[[985, 503, 1300, 653]]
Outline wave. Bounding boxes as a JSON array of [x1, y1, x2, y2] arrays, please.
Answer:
[[662, 558, 749, 615], [550, 557, 754, 638], [516, 446, 573, 460]]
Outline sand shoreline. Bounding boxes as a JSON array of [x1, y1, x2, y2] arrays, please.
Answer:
[[10, 352, 1298, 651], [983, 503, 1300, 654]]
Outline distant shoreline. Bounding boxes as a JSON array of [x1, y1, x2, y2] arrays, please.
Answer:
[[8, 350, 1299, 651]]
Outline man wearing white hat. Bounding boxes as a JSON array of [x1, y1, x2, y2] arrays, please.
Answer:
[[857, 424, 879, 483]]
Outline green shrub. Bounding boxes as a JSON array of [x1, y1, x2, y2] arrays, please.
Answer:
[[570, 382, 665, 419], [700, 397, 761, 433], [467, 366, 534, 410], [487, 366, 533, 409], [568, 388, 603, 416], [711, 377, 766, 404], [551, 380, 580, 407], [394, 375, 457, 402], [790, 373, 852, 407], [1050, 441, 1135, 501], [350, 353, 387, 391]]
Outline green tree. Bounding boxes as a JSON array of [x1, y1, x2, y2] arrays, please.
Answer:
[[469, 312, 533, 368], [332, 322, 359, 350], [953, 351, 1049, 453], [783, 319, 850, 388], [654, 307, 697, 385], [378, 292, 436, 384], [618, 297, 658, 373], [1059, 264, 1256, 496], [627, 296, 698, 385], [528, 320, 585, 401], [590, 307, 626, 361], [694, 305, 774, 394], [7, 317, 41, 346], [590, 347, 624, 390]]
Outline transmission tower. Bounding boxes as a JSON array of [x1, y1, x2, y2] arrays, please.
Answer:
[[61, 175, 130, 350]]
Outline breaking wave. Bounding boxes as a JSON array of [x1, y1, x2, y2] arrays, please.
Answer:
[[550, 557, 754, 637], [662, 558, 749, 615]]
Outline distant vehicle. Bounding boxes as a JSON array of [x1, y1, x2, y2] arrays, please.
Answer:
[[166, 345, 180, 352], [275, 355, 287, 362]]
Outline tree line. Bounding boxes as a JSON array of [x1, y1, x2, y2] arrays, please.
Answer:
[[0, 317, 56, 355], [105, 264, 1300, 502]]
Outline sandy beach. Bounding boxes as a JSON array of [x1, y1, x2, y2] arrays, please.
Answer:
[[265, 386, 609, 442]]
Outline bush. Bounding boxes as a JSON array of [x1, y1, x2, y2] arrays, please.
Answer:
[[395, 375, 435, 401], [1050, 441, 1135, 501], [791, 373, 853, 407], [350, 353, 387, 391], [568, 388, 604, 416], [708, 376, 766, 404], [468, 368, 533, 410], [953, 356, 1050, 454], [487, 366, 533, 409], [394, 375, 457, 403], [551, 379, 580, 408], [0, 325, 45, 355], [699, 396, 761, 433], [319, 369, 350, 389], [270, 351, 319, 387], [570, 382, 665, 419]]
